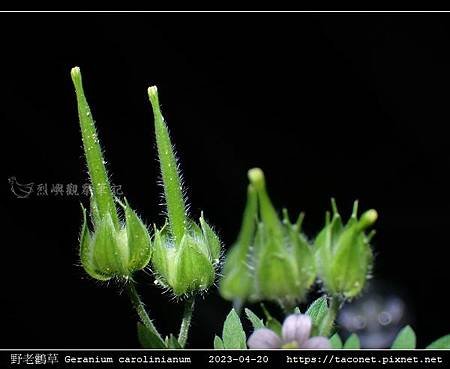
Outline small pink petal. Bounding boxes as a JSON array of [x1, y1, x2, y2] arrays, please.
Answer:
[[247, 328, 282, 349], [301, 336, 332, 349], [282, 314, 312, 347]]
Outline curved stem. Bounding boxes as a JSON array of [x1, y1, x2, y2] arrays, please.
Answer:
[[178, 297, 195, 348], [127, 283, 163, 342], [319, 295, 342, 337]]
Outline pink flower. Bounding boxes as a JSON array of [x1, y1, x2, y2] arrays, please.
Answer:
[[247, 314, 331, 349]]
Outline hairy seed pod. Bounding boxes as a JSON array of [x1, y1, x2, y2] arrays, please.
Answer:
[[314, 199, 377, 299], [72, 67, 151, 281], [148, 86, 221, 296]]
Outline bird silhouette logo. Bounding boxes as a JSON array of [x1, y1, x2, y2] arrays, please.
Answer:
[[8, 176, 34, 198]]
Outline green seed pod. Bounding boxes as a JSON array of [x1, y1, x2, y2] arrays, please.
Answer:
[[152, 215, 220, 296], [72, 67, 151, 281], [249, 168, 316, 306], [220, 168, 316, 307], [314, 199, 377, 299], [148, 86, 221, 297]]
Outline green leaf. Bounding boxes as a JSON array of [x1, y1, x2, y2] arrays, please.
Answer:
[[245, 308, 265, 330], [222, 308, 247, 349], [426, 334, 450, 349], [306, 296, 329, 335], [214, 335, 225, 349], [137, 322, 166, 349], [391, 326, 416, 349], [167, 334, 182, 349], [330, 333, 343, 349], [343, 334, 360, 349]]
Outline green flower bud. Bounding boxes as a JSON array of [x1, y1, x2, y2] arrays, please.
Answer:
[[148, 86, 221, 296], [220, 168, 316, 307], [72, 67, 151, 281], [314, 199, 377, 299]]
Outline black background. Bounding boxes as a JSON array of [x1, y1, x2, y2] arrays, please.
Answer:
[[2, 13, 450, 348]]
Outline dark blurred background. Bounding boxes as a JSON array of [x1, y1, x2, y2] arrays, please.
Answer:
[[2, 13, 450, 348]]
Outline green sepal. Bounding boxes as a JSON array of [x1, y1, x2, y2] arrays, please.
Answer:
[[200, 213, 221, 261], [151, 225, 174, 288], [174, 234, 215, 295], [285, 213, 316, 301], [331, 228, 368, 298], [79, 205, 111, 281], [91, 213, 127, 277], [256, 233, 298, 302], [219, 244, 253, 300], [123, 199, 152, 271]]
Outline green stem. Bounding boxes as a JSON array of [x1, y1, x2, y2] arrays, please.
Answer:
[[127, 283, 163, 342], [232, 298, 243, 316], [319, 295, 342, 337], [178, 297, 195, 348], [71, 67, 119, 229], [148, 86, 186, 245]]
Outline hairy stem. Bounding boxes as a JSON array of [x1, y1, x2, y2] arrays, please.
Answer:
[[148, 86, 186, 245], [178, 297, 195, 348], [127, 283, 163, 342]]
